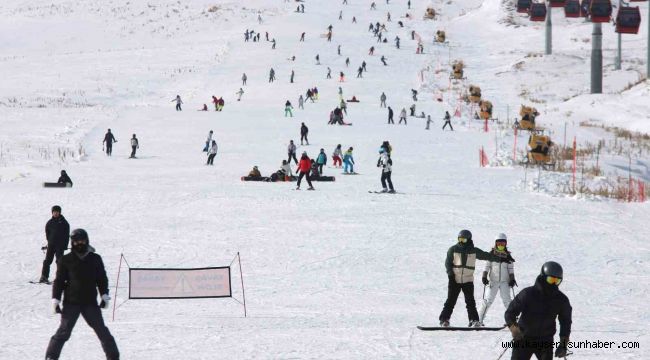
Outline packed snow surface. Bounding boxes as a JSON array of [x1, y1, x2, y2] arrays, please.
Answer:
[[0, 0, 648, 359]]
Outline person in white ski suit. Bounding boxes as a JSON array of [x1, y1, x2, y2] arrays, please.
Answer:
[[478, 233, 516, 324], [236, 88, 244, 101]]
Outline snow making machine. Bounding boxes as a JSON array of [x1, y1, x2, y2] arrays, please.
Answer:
[[451, 60, 465, 80], [479, 100, 493, 120], [468, 85, 482, 103], [518, 105, 540, 131], [527, 133, 555, 169]]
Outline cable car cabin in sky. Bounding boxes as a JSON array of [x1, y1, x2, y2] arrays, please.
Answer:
[[549, 0, 566, 7], [565, 0, 582, 17], [615, 7, 641, 34], [589, 0, 612, 22], [517, 0, 532, 13], [529, 3, 547, 21]]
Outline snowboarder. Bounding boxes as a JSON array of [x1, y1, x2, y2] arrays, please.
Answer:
[[337, 45, 341, 55], [362, 61, 367, 72], [298, 95, 305, 109], [343, 147, 355, 174], [315, 54, 320, 65], [39, 205, 70, 284], [332, 144, 343, 167], [203, 130, 213, 152], [206, 140, 218, 165], [248, 166, 262, 178], [287, 140, 298, 164], [217, 97, 225, 111], [505, 261, 572, 360], [327, 67, 332, 79], [426, 115, 433, 130], [290, 70, 295, 83], [339, 99, 348, 115], [399, 108, 407, 125], [442, 111, 454, 131], [45, 228, 120, 360], [478, 233, 516, 325], [285, 101, 294, 117], [199, 104, 208, 111], [369, 46, 375, 55], [409, 104, 416, 117], [57, 171, 73, 186], [356, 67, 363, 78], [271, 38, 276, 49], [102, 129, 117, 156], [269, 68, 276, 83], [377, 148, 394, 193], [300, 122, 309, 145], [300, 32, 305, 41], [296, 152, 314, 190], [395, 36, 400, 49], [212, 96, 219, 111], [380, 92, 387, 107], [236, 88, 244, 101], [129, 134, 139, 158], [242, 73, 247, 85], [172, 95, 183, 111], [387, 106, 394, 124], [316, 148, 327, 174], [412, 89, 418, 101], [345, 57, 350, 67], [339, 72, 345, 82], [381, 56, 387, 66], [439, 230, 510, 327]]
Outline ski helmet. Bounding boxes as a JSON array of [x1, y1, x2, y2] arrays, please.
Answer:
[[540, 261, 563, 279], [51, 205, 62, 213], [495, 233, 507, 242], [70, 228, 89, 243], [457, 229, 472, 241]]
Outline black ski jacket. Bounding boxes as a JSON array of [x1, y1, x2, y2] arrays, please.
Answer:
[[53, 251, 109, 305], [505, 275, 572, 339], [58, 173, 73, 186], [103, 132, 116, 144], [45, 216, 70, 250]]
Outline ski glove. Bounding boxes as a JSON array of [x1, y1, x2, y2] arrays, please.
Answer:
[[509, 274, 517, 287], [508, 324, 523, 341], [448, 273, 455, 284], [52, 299, 62, 315], [555, 336, 569, 357], [99, 294, 111, 309], [481, 272, 489, 286]]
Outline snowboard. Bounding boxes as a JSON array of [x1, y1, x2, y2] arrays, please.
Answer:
[[417, 325, 506, 331], [29, 280, 52, 285], [43, 182, 72, 188], [341, 172, 360, 175], [368, 190, 402, 194]]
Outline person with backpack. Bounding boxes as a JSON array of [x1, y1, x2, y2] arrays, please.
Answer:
[[287, 140, 298, 164], [478, 233, 516, 325], [102, 129, 117, 156], [129, 134, 139, 158], [377, 148, 394, 193], [343, 147, 355, 174], [332, 144, 343, 167], [300, 122, 309, 145], [295, 152, 314, 190], [316, 148, 327, 174], [206, 140, 218, 165]]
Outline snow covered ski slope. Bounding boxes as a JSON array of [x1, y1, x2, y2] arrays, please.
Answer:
[[0, 0, 648, 359]]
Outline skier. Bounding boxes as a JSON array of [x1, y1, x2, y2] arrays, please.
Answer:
[[362, 61, 367, 72], [269, 68, 276, 83], [343, 147, 355, 174], [339, 72, 345, 82], [287, 140, 298, 164], [242, 73, 247, 86], [45, 228, 120, 360], [356, 67, 363, 78], [298, 95, 304, 109], [295, 152, 314, 190], [271, 38, 276, 49], [206, 140, 218, 165], [478, 233, 516, 325], [345, 57, 350, 67], [442, 111, 454, 131], [203, 130, 213, 152], [327, 67, 332, 79], [338, 87, 344, 100], [439, 230, 510, 327], [315, 54, 320, 65], [316, 148, 327, 174], [387, 106, 394, 124], [377, 148, 394, 193], [285, 101, 294, 117], [369, 46, 375, 55], [258, 14, 262, 24], [102, 129, 117, 156], [395, 36, 400, 49], [236, 88, 244, 101], [129, 134, 139, 158], [505, 261, 572, 360], [399, 108, 407, 125], [381, 56, 387, 66], [290, 70, 295, 83], [300, 122, 309, 145], [380, 92, 387, 107], [412, 89, 418, 101], [39, 205, 70, 284], [332, 144, 343, 167], [409, 104, 416, 117], [57, 170, 73, 186], [339, 10, 343, 20], [337, 44, 341, 56], [172, 95, 183, 111], [300, 32, 305, 41], [426, 115, 433, 130]]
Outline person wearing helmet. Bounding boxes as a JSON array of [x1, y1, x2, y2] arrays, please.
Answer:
[[478, 233, 516, 325], [439, 229, 511, 327], [39, 205, 70, 283], [376, 148, 394, 193], [46, 229, 120, 360], [296, 152, 314, 190], [505, 261, 572, 360]]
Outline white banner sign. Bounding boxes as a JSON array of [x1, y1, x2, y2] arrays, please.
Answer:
[[129, 267, 231, 299]]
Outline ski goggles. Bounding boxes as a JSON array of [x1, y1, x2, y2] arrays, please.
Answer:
[[545, 276, 562, 286], [457, 237, 468, 243]]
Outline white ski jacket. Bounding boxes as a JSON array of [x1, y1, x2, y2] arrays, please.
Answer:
[[484, 253, 514, 283]]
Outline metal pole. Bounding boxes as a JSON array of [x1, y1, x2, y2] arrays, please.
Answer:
[[647, 0, 650, 78], [591, 23, 603, 94], [615, 0, 622, 70], [546, 3, 553, 55]]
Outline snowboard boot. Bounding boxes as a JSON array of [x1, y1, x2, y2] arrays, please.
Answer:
[[39, 276, 49, 284], [388, 189, 396, 193], [296, 186, 300, 190], [381, 188, 388, 193], [469, 320, 482, 328], [307, 186, 315, 190], [439, 320, 450, 327]]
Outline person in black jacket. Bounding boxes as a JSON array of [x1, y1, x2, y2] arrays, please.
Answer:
[[57, 170, 73, 186], [300, 122, 309, 145], [505, 261, 572, 360], [46, 229, 119, 360], [103, 129, 117, 156], [40, 206, 70, 283]]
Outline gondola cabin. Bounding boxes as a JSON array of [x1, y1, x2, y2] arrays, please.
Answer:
[[549, 0, 566, 7], [589, 0, 612, 23], [564, 0, 581, 17], [517, 0, 533, 13], [615, 7, 641, 34], [529, 3, 547, 21]]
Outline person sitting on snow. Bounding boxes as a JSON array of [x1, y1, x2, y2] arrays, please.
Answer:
[[248, 166, 262, 178]]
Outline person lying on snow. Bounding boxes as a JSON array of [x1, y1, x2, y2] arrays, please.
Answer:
[[347, 96, 359, 102]]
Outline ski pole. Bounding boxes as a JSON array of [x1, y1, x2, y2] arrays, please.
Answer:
[[482, 284, 486, 300], [496, 346, 508, 360]]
